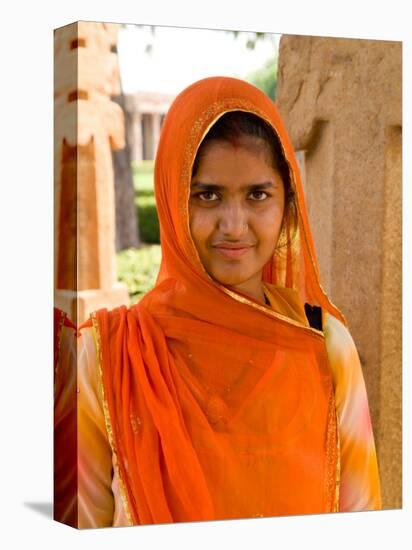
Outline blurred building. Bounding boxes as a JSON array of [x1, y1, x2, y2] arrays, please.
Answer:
[[124, 91, 174, 161]]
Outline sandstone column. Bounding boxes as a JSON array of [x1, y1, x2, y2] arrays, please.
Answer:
[[54, 21, 130, 324], [277, 36, 402, 509]]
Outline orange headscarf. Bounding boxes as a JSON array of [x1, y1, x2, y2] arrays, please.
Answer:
[[89, 76, 344, 524]]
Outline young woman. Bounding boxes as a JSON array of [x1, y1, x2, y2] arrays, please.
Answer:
[[77, 76, 381, 528]]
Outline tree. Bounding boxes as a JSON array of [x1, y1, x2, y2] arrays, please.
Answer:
[[112, 91, 140, 250], [245, 55, 278, 101], [111, 29, 140, 251]]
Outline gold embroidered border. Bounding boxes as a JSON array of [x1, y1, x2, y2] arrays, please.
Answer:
[[334, 416, 341, 512], [324, 384, 340, 512], [90, 311, 134, 526], [180, 98, 326, 339]]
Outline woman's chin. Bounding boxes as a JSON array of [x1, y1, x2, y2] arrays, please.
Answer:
[[210, 270, 254, 288]]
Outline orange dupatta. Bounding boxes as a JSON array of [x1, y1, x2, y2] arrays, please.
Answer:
[[89, 76, 345, 524]]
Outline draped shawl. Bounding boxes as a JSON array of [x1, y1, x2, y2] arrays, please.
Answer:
[[87, 76, 345, 524]]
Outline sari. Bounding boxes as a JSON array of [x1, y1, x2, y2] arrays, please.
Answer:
[[77, 76, 381, 526]]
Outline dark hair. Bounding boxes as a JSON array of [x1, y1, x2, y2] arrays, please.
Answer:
[[191, 111, 297, 249]]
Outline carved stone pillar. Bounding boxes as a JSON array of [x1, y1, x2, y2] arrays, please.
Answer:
[[277, 35, 402, 509], [54, 21, 130, 324]]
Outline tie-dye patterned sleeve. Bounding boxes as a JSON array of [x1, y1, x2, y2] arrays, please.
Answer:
[[77, 325, 129, 528], [324, 313, 382, 512]]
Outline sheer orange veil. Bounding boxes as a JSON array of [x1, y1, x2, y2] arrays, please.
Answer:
[[153, 76, 344, 322], [90, 76, 344, 524]]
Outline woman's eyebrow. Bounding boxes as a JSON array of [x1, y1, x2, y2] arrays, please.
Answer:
[[191, 181, 275, 191]]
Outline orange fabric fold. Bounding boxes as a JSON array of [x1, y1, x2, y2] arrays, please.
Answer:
[[90, 76, 344, 524]]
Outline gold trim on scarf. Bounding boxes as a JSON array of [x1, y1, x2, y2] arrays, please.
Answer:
[[324, 383, 340, 513], [220, 283, 324, 335], [90, 311, 135, 526], [181, 99, 328, 338], [334, 416, 341, 512]]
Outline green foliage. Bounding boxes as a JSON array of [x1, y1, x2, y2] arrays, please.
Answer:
[[116, 245, 162, 304], [118, 162, 160, 303], [245, 55, 278, 100], [132, 160, 160, 244], [135, 196, 160, 244], [227, 30, 268, 50], [132, 160, 155, 192]]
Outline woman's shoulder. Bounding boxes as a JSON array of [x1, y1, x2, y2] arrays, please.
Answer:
[[77, 301, 146, 379], [323, 313, 363, 391], [79, 303, 129, 327], [77, 303, 137, 350], [323, 313, 359, 364]]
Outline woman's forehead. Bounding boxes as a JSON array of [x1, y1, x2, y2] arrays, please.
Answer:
[[193, 138, 277, 176], [199, 134, 271, 153]]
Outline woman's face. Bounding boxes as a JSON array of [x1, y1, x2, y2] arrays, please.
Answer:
[[189, 136, 285, 301]]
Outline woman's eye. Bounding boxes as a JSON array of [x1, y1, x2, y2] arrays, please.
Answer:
[[198, 191, 219, 201], [192, 190, 269, 202], [249, 190, 268, 201]]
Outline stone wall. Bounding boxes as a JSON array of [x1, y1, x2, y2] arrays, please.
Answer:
[[277, 35, 402, 509]]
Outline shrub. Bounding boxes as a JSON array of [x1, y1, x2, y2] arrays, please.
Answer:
[[136, 195, 160, 244], [133, 160, 160, 244], [116, 245, 162, 304]]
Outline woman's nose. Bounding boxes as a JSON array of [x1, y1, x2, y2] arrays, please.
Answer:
[[217, 202, 249, 238]]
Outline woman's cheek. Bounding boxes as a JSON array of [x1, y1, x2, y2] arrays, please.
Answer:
[[190, 208, 215, 246], [255, 204, 283, 238]]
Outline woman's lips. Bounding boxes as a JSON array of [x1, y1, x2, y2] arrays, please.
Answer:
[[213, 246, 253, 259]]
